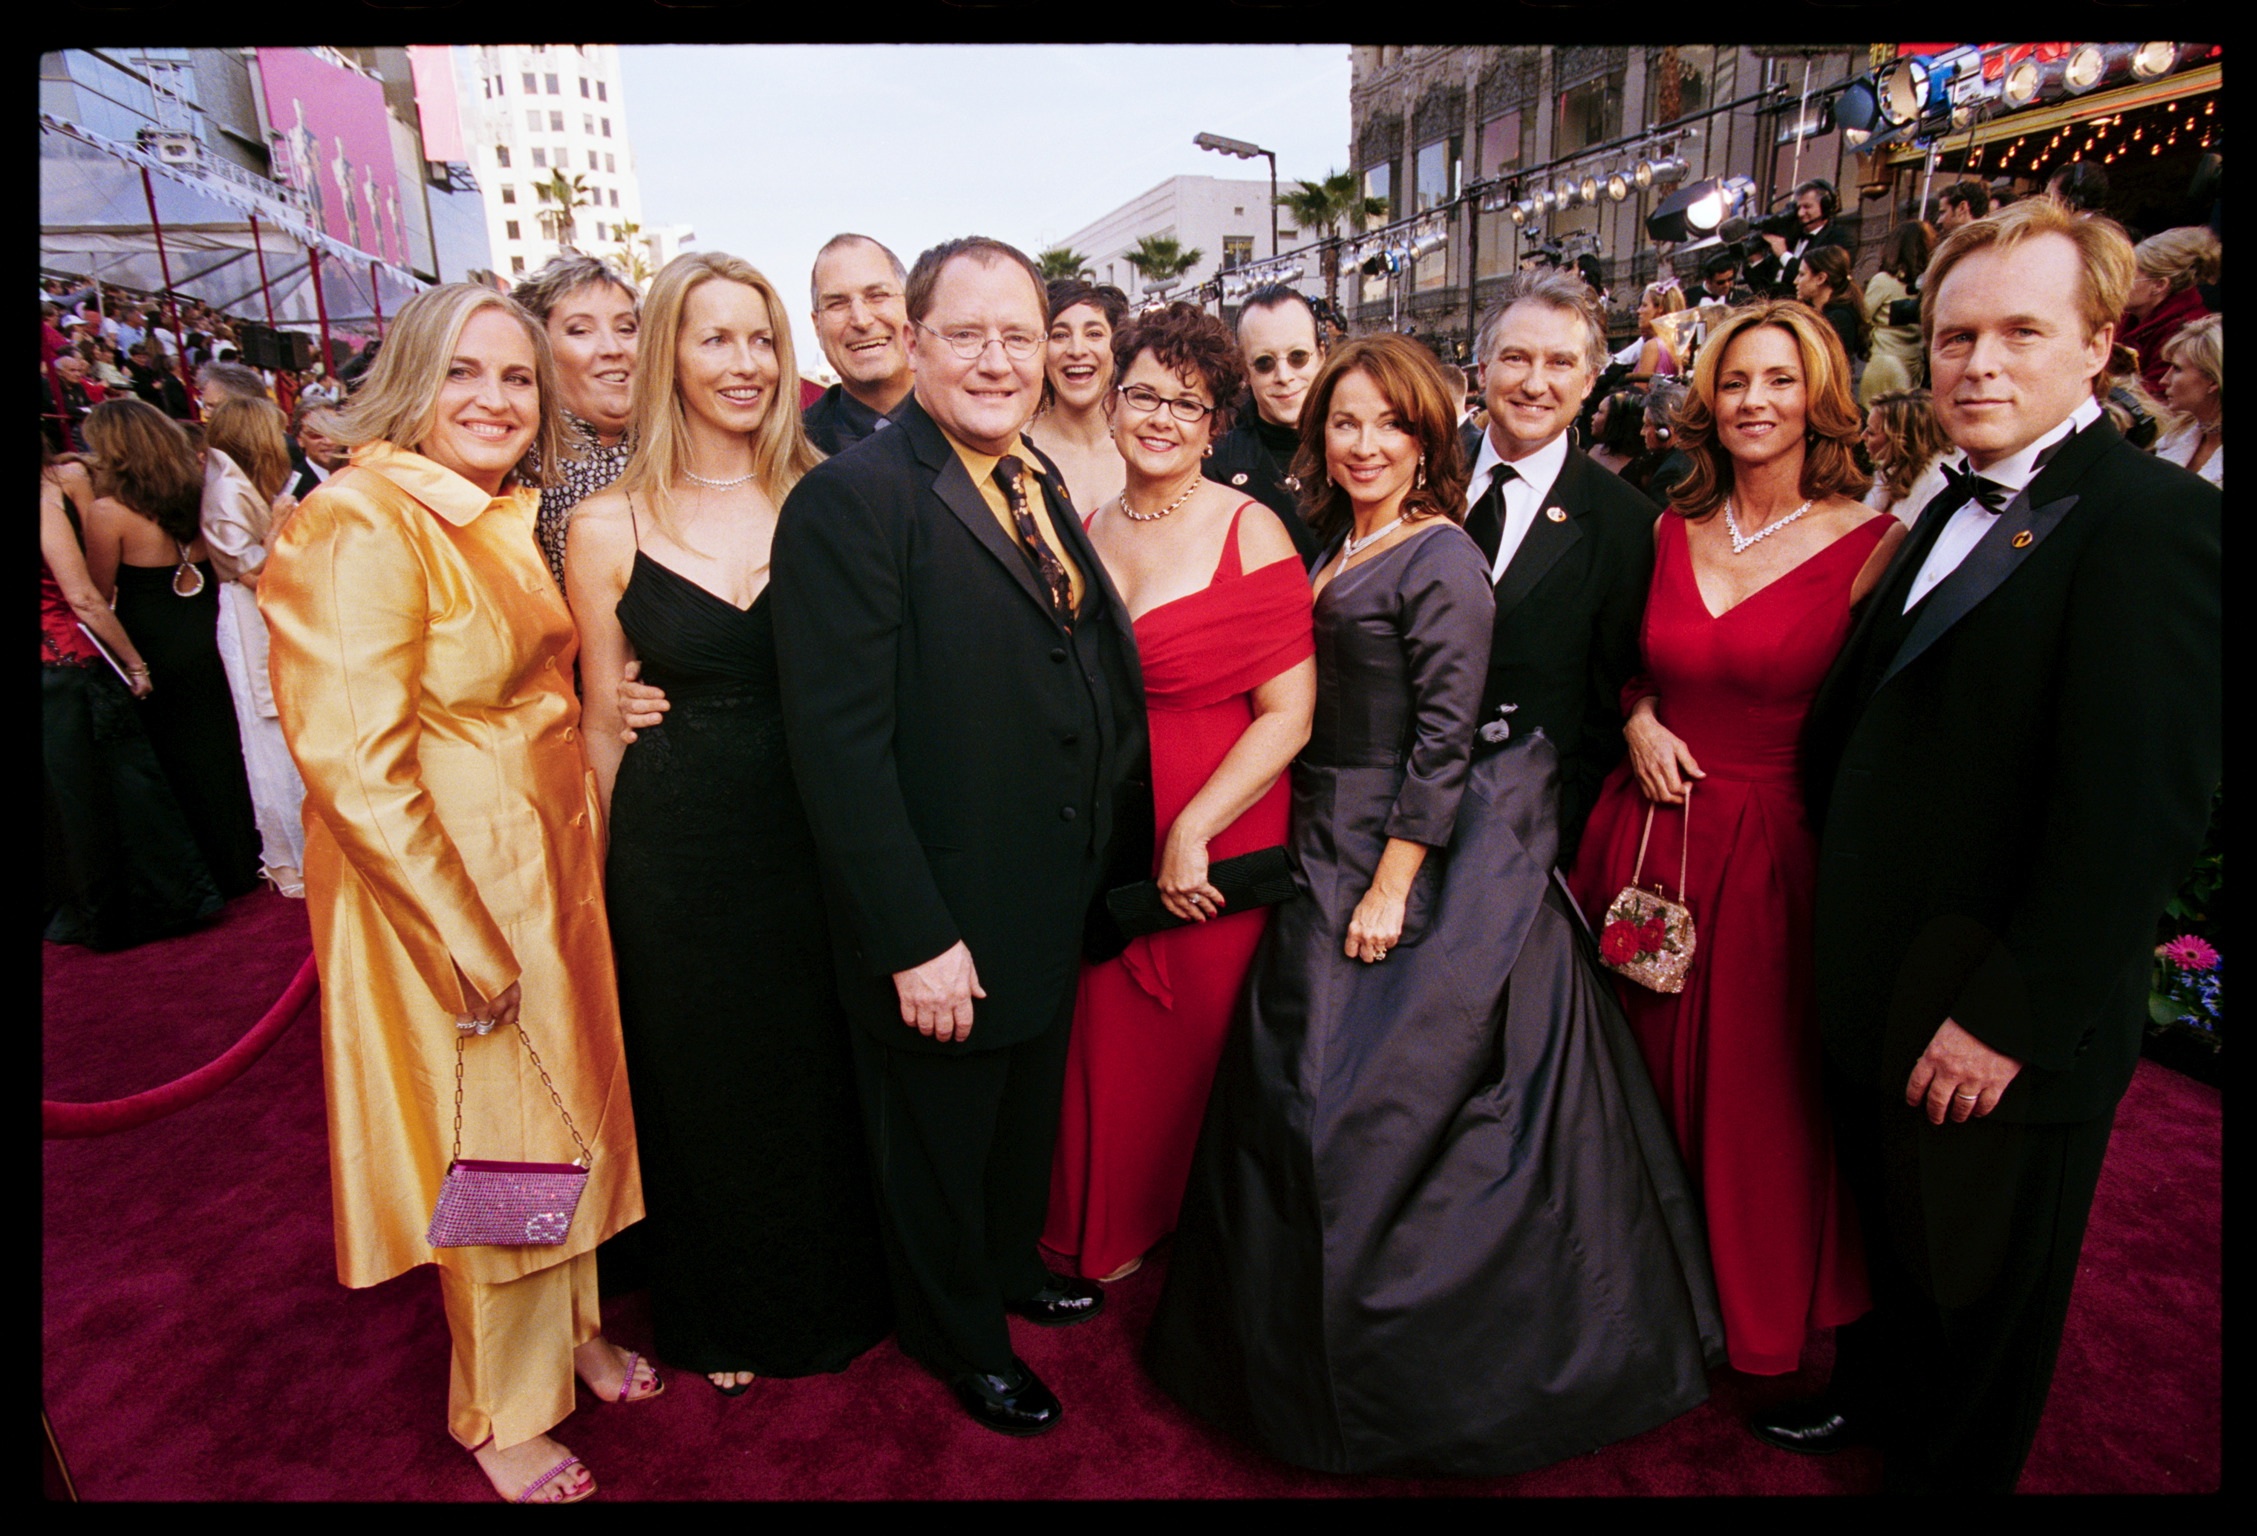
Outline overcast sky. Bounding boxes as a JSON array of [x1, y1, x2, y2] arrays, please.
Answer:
[[618, 45, 1352, 376]]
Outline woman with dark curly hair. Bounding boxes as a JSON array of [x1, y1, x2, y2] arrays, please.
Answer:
[[80, 397, 263, 898], [1149, 334, 1723, 1476], [1041, 302, 1314, 1285], [1570, 300, 1902, 1379]]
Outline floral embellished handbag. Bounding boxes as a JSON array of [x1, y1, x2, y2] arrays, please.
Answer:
[[1599, 784, 1697, 994], [425, 1022, 592, 1249]]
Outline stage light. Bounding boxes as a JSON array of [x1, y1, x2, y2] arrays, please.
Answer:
[[1833, 78, 1882, 135], [1876, 58, 1929, 126], [1556, 180, 1580, 210], [1511, 198, 1539, 225], [2064, 44, 2107, 94], [1605, 171, 1632, 202], [1633, 154, 1688, 191], [1776, 98, 1836, 145], [2132, 42, 2181, 79], [1578, 173, 1601, 205]]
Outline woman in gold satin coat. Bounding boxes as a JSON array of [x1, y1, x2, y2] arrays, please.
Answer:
[[260, 284, 653, 1504]]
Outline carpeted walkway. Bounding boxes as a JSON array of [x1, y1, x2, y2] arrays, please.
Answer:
[[42, 889, 2221, 1499]]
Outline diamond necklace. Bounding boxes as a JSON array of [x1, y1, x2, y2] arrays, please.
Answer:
[[1117, 474, 1203, 523], [682, 465, 760, 489], [1722, 494, 1812, 554]]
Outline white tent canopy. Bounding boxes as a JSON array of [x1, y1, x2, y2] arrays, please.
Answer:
[[40, 115, 425, 337]]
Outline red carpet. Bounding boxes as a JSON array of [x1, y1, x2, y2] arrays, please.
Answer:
[[43, 890, 2221, 1498]]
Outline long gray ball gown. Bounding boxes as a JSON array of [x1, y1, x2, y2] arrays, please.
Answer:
[[1145, 521, 1725, 1477]]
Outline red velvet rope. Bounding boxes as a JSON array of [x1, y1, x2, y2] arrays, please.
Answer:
[[43, 955, 319, 1139]]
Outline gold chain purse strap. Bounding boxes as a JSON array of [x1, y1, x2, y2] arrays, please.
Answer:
[[451, 1022, 594, 1168]]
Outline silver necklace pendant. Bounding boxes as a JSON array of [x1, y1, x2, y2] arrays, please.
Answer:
[[1339, 514, 1405, 561], [1723, 494, 1812, 555]]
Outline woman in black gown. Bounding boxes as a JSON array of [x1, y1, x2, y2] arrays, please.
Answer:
[[79, 399, 262, 900], [1146, 335, 1724, 1476], [568, 252, 890, 1394]]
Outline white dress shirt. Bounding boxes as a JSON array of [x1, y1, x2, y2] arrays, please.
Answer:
[[2153, 422, 2223, 487], [1904, 397, 2103, 611], [1464, 428, 1571, 586]]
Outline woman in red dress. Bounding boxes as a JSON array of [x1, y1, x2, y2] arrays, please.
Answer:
[[1043, 303, 1314, 1284], [1570, 301, 1904, 1375]]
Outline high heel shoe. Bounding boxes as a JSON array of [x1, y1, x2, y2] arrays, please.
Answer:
[[261, 865, 306, 899]]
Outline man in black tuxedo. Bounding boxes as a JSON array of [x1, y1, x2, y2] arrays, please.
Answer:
[[768, 237, 1146, 1437], [1757, 199, 2221, 1491], [1460, 269, 1655, 863]]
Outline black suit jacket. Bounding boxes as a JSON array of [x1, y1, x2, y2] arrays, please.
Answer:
[[1802, 419, 2220, 1121], [771, 394, 1147, 1054], [1461, 422, 1654, 859]]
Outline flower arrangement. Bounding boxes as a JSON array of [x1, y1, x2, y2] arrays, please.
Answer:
[[2149, 935, 2223, 1040]]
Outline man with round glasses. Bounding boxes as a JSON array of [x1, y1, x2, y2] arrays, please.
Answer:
[[769, 235, 1146, 1439], [1203, 284, 1326, 562]]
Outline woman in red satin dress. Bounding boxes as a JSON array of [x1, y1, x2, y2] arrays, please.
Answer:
[[1043, 303, 1315, 1284], [1571, 302, 1905, 1375]]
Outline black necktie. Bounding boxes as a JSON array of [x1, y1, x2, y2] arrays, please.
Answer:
[[993, 456, 1075, 621], [1465, 461, 1518, 566], [1938, 458, 2009, 514]]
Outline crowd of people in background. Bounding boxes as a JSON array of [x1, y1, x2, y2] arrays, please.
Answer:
[[39, 153, 2220, 1504]]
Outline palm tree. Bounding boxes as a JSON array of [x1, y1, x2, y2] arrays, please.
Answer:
[[534, 170, 591, 251], [1124, 234, 1203, 297], [609, 219, 652, 285], [1037, 246, 1095, 282], [1277, 171, 1391, 314]]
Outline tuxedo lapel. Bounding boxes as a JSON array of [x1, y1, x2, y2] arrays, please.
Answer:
[[923, 432, 1065, 626], [1876, 486, 2080, 691], [1492, 449, 1584, 616], [1872, 419, 2117, 692]]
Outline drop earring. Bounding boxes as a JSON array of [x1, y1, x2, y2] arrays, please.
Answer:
[[1414, 455, 1427, 490]]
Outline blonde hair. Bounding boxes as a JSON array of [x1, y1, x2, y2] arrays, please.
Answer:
[[2161, 313, 2222, 408], [2134, 226, 2223, 296], [204, 395, 293, 502], [612, 252, 821, 526], [334, 283, 561, 488], [1922, 197, 2134, 366], [1669, 301, 1869, 518], [1866, 389, 1952, 503]]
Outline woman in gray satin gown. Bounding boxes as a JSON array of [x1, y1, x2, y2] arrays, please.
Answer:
[[1145, 335, 1724, 1477]]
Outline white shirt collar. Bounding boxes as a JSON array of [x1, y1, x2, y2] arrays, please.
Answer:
[[1468, 426, 1570, 510], [1953, 396, 2104, 495]]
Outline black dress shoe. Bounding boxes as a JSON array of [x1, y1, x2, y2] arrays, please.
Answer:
[[949, 1358, 1062, 1437], [1749, 1396, 1868, 1455], [1006, 1271, 1106, 1327]]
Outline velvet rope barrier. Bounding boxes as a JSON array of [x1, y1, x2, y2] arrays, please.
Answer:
[[43, 955, 319, 1139]]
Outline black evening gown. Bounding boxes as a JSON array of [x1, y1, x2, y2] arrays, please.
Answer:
[[606, 550, 892, 1376], [1145, 524, 1726, 1477], [110, 560, 262, 898]]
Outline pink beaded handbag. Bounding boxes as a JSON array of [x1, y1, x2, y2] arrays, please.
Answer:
[[1597, 783, 1698, 994], [425, 1023, 592, 1249]]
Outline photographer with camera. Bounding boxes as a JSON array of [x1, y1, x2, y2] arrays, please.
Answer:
[[1745, 180, 1853, 298]]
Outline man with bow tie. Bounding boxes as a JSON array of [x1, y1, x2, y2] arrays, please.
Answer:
[[1760, 198, 2221, 1492], [1460, 269, 1657, 864]]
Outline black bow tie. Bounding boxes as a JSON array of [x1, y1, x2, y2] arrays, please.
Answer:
[[1940, 459, 2010, 514]]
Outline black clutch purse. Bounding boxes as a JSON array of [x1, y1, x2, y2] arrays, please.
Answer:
[[1103, 846, 1298, 940]]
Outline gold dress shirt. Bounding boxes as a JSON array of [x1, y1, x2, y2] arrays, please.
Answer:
[[259, 441, 642, 1288], [942, 429, 1087, 612]]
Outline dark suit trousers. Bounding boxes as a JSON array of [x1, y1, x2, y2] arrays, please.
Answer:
[[849, 990, 1077, 1380], [1823, 1064, 2115, 1493]]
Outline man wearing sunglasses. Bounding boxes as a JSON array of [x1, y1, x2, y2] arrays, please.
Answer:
[[1202, 284, 1326, 563]]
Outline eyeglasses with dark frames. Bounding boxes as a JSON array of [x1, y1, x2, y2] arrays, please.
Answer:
[[1115, 382, 1216, 423]]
